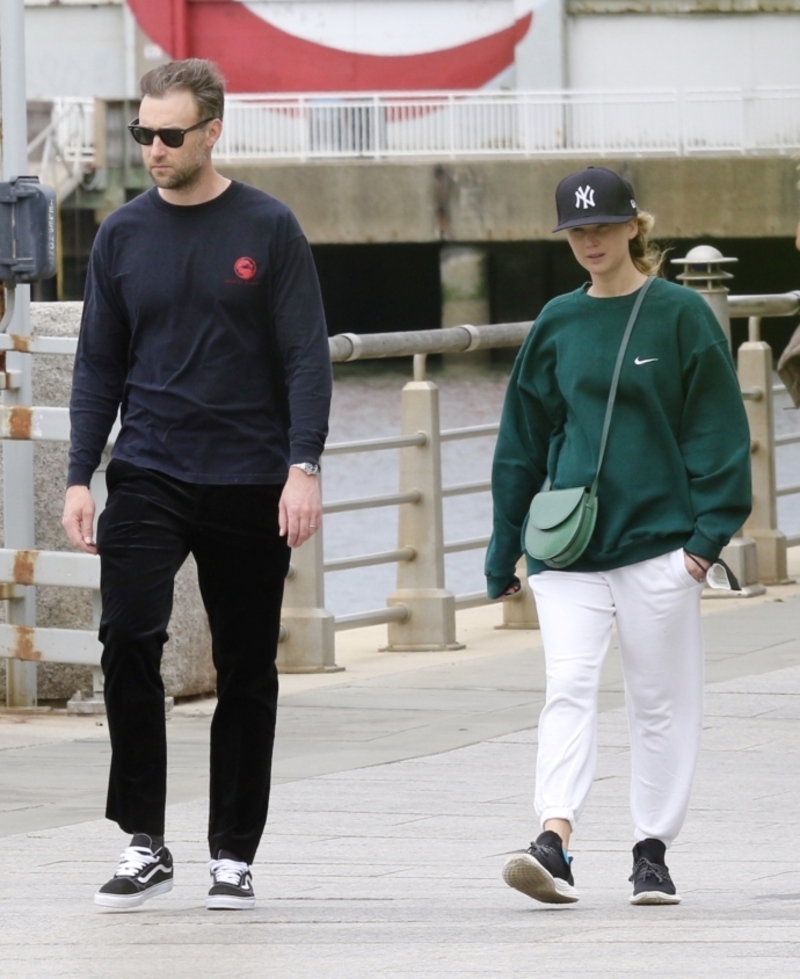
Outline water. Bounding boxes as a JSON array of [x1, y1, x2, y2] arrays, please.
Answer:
[[323, 362, 510, 617], [322, 363, 800, 618]]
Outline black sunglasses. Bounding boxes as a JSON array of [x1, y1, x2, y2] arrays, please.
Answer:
[[127, 117, 216, 148]]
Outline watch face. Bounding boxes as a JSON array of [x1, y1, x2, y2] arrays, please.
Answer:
[[293, 463, 320, 475]]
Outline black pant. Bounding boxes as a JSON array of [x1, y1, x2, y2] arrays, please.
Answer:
[[97, 459, 290, 863]]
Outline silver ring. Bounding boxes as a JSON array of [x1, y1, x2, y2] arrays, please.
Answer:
[[309, 524, 317, 528]]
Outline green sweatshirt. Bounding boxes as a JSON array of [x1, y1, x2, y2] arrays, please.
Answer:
[[485, 278, 752, 599]]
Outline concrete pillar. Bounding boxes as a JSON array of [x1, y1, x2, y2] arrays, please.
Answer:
[[440, 246, 490, 330], [499, 556, 539, 630], [278, 483, 340, 673], [739, 341, 790, 584], [384, 380, 463, 651], [672, 245, 764, 596]]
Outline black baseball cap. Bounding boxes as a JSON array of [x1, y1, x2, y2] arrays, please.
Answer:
[[553, 166, 638, 232]]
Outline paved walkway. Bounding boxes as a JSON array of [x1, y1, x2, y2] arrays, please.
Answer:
[[3, 571, 800, 978]]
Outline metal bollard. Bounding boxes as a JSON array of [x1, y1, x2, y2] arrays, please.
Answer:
[[278, 476, 340, 673], [672, 245, 765, 596], [384, 380, 463, 651]]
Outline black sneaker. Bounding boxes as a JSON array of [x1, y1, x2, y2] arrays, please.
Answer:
[[207, 855, 256, 910], [502, 830, 579, 904], [629, 839, 680, 905], [94, 835, 174, 910]]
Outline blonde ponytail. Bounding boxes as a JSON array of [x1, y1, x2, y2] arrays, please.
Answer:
[[629, 211, 665, 276]]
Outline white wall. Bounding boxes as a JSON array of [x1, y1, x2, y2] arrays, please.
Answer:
[[566, 14, 800, 90], [514, 0, 567, 89], [22, 2, 800, 97], [25, 5, 130, 99]]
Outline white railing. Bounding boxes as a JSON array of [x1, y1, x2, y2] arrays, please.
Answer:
[[26, 97, 95, 201], [217, 88, 800, 160], [30, 88, 800, 172]]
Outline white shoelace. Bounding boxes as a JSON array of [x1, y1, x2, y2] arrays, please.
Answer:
[[114, 845, 158, 879], [208, 858, 249, 885]]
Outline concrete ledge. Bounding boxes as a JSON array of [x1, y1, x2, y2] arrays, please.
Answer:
[[221, 156, 799, 244]]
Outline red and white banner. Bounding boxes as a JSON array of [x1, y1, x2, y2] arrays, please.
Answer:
[[127, 0, 533, 92]]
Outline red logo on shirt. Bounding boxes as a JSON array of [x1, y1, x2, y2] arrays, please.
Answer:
[[234, 257, 257, 280]]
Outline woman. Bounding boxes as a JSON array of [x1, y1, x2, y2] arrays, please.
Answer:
[[485, 166, 751, 906]]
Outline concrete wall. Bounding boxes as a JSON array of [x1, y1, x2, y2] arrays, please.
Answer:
[[515, 0, 567, 89], [220, 156, 799, 245], [0, 303, 215, 703], [20, 1, 800, 99], [24, 4, 131, 100], [567, 14, 800, 89]]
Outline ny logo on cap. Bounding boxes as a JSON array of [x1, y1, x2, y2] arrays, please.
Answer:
[[575, 186, 595, 209]]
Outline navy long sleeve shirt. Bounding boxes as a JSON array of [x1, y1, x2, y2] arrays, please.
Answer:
[[68, 181, 331, 487]]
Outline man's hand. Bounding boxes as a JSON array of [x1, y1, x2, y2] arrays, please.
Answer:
[[62, 485, 98, 554], [279, 467, 322, 548]]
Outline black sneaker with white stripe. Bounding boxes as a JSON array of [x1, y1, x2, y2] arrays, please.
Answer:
[[629, 838, 680, 905], [502, 830, 579, 904], [207, 853, 256, 910], [94, 835, 174, 910]]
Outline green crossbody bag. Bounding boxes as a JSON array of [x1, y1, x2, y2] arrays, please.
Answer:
[[524, 277, 654, 570]]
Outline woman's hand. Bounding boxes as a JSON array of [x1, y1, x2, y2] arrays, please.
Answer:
[[684, 550, 710, 583]]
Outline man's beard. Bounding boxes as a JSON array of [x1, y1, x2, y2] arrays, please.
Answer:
[[148, 152, 205, 192]]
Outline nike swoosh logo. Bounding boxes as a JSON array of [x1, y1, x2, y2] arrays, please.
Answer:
[[634, 357, 658, 365]]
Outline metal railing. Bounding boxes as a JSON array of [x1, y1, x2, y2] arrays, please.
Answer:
[[0, 313, 538, 691], [731, 292, 800, 554], [1, 276, 798, 694], [26, 97, 95, 202], [29, 88, 800, 172], [217, 88, 800, 160]]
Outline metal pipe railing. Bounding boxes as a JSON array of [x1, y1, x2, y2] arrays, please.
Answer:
[[4, 277, 800, 681], [324, 433, 427, 454], [440, 423, 500, 442], [729, 292, 800, 320], [323, 490, 422, 514], [324, 547, 416, 573], [333, 604, 409, 632]]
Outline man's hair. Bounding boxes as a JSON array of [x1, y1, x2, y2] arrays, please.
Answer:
[[140, 59, 226, 121]]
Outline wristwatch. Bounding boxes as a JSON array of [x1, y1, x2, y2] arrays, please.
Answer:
[[290, 462, 320, 476]]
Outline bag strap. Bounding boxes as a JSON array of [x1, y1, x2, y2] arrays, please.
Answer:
[[542, 276, 655, 496], [590, 276, 655, 494]]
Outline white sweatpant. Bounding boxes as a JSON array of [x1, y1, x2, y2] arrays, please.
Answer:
[[529, 548, 705, 847]]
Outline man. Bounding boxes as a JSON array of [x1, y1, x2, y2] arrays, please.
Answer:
[[62, 59, 331, 911]]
